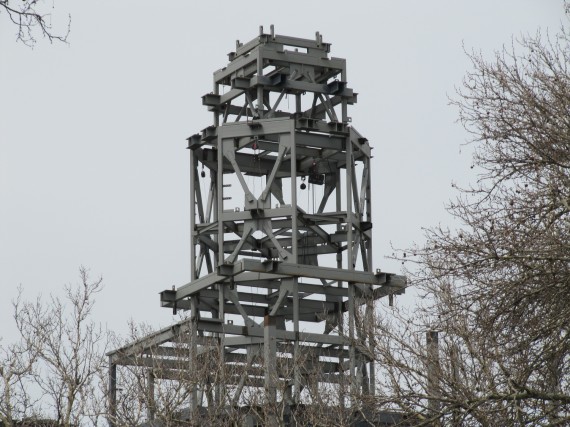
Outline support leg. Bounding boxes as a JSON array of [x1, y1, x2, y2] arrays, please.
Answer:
[[108, 360, 117, 427]]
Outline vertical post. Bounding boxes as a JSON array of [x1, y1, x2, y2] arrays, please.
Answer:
[[336, 159, 345, 409], [290, 126, 301, 404], [365, 155, 372, 262], [190, 296, 199, 413], [290, 130, 298, 262], [365, 152, 375, 397], [257, 49, 264, 117], [450, 343, 460, 425], [216, 287, 226, 406], [147, 370, 156, 421], [346, 136, 356, 402], [213, 79, 219, 127], [292, 277, 300, 404], [367, 299, 375, 396], [217, 133, 225, 267], [346, 137, 354, 270], [189, 146, 200, 418], [108, 359, 117, 427], [189, 147, 197, 281], [348, 283, 356, 402], [264, 314, 278, 426], [360, 360, 369, 395], [427, 330, 440, 419]]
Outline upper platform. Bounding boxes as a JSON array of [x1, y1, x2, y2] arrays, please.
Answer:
[[202, 25, 357, 124]]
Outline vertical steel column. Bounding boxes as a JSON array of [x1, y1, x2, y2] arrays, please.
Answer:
[[334, 162, 346, 409], [341, 63, 348, 123], [290, 126, 301, 403], [367, 297, 376, 396], [427, 330, 440, 417], [213, 78, 219, 127], [108, 359, 117, 427], [189, 142, 200, 418], [264, 314, 278, 426], [211, 163, 218, 270], [189, 296, 199, 413], [346, 135, 357, 401], [215, 131, 225, 408], [216, 292, 226, 406], [256, 28, 264, 116], [189, 147, 197, 281], [147, 370, 156, 421], [217, 133, 225, 268], [365, 155, 372, 262], [290, 127, 298, 260], [366, 155, 375, 396]]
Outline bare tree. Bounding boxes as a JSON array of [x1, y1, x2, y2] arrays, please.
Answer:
[[0, 0, 70, 46], [0, 319, 40, 427], [11, 267, 108, 426], [376, 11, 570, 426]]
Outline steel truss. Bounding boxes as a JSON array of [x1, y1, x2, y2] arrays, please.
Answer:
[[108, 26, 406, 425]]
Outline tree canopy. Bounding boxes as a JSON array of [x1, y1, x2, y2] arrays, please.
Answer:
[[379, 18, 570, 427]]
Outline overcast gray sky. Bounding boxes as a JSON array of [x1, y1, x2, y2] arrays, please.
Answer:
[[0, 1, 564, 344]]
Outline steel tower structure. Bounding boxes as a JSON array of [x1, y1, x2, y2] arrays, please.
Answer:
[[108, 26, 406, 425]]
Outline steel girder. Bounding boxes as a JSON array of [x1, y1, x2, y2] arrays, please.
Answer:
[[108, 27, 406, 425]]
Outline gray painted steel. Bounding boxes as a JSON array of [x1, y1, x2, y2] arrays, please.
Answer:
[[108, 27, 406, 425]]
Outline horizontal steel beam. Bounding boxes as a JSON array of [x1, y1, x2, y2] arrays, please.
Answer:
[[166, 260, 405, 305], [221, 259, 395, 286]]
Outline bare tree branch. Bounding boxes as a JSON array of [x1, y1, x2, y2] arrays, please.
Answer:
[[0, 0, 70, 47], [384, 13, 570, 426]]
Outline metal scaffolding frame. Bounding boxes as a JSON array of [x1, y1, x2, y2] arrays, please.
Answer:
[[108, 26, 406, 426]]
